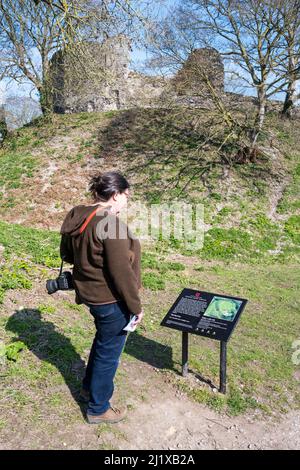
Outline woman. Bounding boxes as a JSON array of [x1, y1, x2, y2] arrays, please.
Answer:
[[59, 171, 143, 424]]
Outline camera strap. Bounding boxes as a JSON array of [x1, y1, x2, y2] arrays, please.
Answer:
[[79, 206, 111, 233], [59, 258, 64, 275], [79, 206, 102, 234]]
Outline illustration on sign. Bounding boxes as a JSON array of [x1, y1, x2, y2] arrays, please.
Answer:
[[203, 296, 242, 322]]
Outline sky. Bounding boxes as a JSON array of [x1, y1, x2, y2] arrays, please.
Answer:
[[0, 0, 290, 107], [0, 50, 289, 111], [0, 43, 151, 105], [0, 0, 175, 105]]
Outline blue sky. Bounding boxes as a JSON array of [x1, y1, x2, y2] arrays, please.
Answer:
[[0, 0, 176, 104], [0, 41, 154, 104], [0, 0, 288, 106]]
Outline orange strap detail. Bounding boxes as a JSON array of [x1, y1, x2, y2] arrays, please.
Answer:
[[79, 207, 100, 234]]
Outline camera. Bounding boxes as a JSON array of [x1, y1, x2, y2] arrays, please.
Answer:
[[46, 270, 74, 294]]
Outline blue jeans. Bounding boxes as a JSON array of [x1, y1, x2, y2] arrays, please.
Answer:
[[82, 300, 130, 415]]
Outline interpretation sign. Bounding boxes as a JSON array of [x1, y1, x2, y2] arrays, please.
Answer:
[[161, 288, 247, 342]]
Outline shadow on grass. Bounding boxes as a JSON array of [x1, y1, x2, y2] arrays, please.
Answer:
[[125, 332, 219, 388], [96, 107, 275, 201], [5, 308, 178, 417], [5, 308, 87, 419], [96, 107, 215, 201], [190, 370, 219, 391], [124, 331, 174, 371]]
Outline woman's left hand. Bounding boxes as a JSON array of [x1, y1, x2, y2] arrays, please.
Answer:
[[133, 310, 144, 326]]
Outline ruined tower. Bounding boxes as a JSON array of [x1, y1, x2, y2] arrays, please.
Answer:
[[172, 48, 224, 96], [50, 35, 132, 113]]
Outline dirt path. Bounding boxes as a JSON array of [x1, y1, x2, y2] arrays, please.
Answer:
[[2, 358, 299, 450], [266, 147, 291, 222], [112, 367, 300, 450]]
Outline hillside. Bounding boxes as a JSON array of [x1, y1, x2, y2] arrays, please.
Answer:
[[0, 107, 299, 449], [0, 108, 299, 262]]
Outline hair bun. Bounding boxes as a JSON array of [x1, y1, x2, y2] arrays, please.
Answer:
[[88, 171, 130, 202]]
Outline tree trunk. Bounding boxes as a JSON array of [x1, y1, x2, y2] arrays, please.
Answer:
[[39, 83, 53, 115], [39, 59, 54, 116], [281, 55, 297, 118], [251, 86, 267, 146]]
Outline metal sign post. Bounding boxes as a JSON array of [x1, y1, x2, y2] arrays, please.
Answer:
[[182, 332, 189, 377], [181, 334, 228, 394], [219, 341, 227, 394]]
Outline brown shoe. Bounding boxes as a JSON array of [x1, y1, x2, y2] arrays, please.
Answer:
[[86, 406, 127, 424]]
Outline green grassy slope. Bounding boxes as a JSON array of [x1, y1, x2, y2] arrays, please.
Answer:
[[0, 109, 299, 427]]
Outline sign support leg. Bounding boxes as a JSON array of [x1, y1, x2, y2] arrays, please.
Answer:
[[182, 332, 189, 377], [219, 341, 227, 394]]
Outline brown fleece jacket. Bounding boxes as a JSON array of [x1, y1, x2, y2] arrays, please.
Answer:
[[59, 204, 142, 315]]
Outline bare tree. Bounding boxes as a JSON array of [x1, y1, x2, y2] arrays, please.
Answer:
[[144, 1, 268, 176], [0, 0, 74, 114], [0, 0, 150, 115], [279, 0, 300, 117], [185, 0, 290, 143]]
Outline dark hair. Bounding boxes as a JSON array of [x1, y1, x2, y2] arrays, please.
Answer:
[[88, 171, 130, 202]]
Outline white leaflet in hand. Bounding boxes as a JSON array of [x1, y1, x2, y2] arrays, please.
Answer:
[[123, 315, 138, 332]]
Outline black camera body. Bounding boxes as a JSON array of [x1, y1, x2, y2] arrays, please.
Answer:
[[46, 262, 74, 295]]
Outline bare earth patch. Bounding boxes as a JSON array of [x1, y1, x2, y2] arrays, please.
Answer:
[[1, 357, 299, 450]]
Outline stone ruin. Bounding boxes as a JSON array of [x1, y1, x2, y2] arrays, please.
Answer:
[[172, 48, 224, 95], [50, 35, 225, 113]]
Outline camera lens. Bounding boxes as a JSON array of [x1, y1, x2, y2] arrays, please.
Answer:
[[46, 279, 58, 294]]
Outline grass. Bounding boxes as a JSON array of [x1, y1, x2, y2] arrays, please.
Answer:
[[0, 108, 299, 446], [284, 215, 300, 243], [131, 261, 300, 416], [278, 163, 300, 214], [0, 260, 33, 303], [0, 220, 61, 267], [145, 220, 299, 265], [0, 151, 38, 192], [1, 220, 298, 419]]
